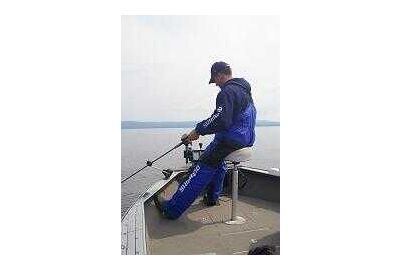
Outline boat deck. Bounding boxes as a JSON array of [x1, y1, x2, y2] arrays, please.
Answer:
[[144, 195, 280, 255]]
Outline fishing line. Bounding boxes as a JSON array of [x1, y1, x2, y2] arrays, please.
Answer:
[[121, 139, 187, 184]]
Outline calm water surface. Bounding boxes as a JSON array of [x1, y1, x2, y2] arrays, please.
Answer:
[[121, 126, 279, 217]]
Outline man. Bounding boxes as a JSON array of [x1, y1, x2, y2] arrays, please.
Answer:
[[155, 61, 257, 219]]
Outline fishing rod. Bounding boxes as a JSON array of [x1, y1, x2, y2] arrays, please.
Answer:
[[121, 138, 188, 184]]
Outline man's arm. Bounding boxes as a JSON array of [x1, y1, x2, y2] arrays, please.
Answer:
[[195, 90, 234, 136]]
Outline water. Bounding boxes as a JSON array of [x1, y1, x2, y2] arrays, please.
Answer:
[[121, 126, 280, 218]]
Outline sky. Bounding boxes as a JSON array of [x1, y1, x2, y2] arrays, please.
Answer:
[[122, 15, 279, 122]]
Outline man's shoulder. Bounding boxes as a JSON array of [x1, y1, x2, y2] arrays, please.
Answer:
[[216, 89, 230, 101]]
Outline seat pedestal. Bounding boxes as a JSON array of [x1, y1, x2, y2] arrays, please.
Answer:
[[224, 146, 252, 225]]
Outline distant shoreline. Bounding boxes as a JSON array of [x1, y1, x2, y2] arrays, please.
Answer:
[[121, 120, 280, 129]]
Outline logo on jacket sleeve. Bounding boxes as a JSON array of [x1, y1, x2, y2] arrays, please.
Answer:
[[203, 107, 223, 128]]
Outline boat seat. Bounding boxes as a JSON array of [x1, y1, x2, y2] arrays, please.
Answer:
[[224, 147, 252, 163], [224, 147, 252, 225]]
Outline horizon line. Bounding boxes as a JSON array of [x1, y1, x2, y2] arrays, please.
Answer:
[[121, 119, 280, 123]]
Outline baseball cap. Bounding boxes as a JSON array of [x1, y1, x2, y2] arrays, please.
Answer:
[[209, 61, 230, 84]]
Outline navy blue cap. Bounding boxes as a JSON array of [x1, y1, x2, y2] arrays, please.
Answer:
[[209, 61, 230, 84]]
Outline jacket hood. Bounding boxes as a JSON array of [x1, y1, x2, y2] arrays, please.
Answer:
[[223, 78, 252, 95]]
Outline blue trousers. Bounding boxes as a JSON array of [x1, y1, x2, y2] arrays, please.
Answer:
[[161, 139, 241, 219]]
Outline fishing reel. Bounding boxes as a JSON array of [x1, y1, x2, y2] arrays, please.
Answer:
[[183, 142, 205, 164]]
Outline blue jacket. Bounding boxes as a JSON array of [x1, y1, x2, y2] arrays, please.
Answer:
[[195, 78, 257, 147]]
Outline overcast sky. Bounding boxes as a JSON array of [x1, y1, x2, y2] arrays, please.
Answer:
[[122, 15, 279, 122]]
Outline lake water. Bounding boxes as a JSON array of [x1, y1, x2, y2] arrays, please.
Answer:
[[121, 126, 279, 218]]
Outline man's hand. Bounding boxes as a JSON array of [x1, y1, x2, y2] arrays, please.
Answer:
[[181, 129, 200, 142], [188, 129, 200, 141]]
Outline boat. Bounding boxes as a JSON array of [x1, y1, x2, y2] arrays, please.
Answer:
[[121, 143, 280, 255]]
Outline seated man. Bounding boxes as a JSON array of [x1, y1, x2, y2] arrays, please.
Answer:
[[155, 61, 257, 219]]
